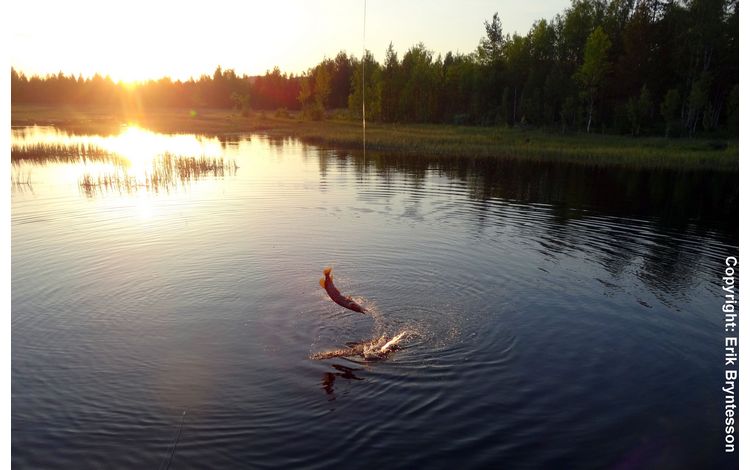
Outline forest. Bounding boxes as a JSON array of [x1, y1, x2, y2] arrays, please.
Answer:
[[11, 0, 738, 137]]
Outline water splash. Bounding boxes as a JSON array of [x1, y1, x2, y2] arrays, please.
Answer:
[[310, 329, 413, 361]]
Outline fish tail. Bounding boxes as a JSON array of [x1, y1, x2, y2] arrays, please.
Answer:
[[319, 278, 326, 288], [323, 266, 332, 277]]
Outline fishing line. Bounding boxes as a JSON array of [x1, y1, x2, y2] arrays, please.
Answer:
[[159, 409, 187, 470], [362, 0, 366, 163]]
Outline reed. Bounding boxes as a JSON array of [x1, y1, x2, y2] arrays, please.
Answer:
[[11, 166, 32, 187], [77, 153, 237, 195], [11, 142, 120, 163]]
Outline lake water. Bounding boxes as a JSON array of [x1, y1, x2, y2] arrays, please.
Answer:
[[11, 126, 738, 469]]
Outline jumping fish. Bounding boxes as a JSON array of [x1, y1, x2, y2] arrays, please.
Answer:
[[319, 267, 368, 314]]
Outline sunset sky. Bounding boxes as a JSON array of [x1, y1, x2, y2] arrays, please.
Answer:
[[9, 0, 569, 82]]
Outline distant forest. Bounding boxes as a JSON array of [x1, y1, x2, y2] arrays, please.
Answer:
[[11, 0, 738, 137]]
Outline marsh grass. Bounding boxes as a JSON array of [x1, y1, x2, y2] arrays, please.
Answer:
[[292, 119, 738, 171], [167, 153, 238, 179], [12, 105, 738, 171], [12, 142, 121, 163], [11, 165, 33, 190], [78, 153, 237, 196]]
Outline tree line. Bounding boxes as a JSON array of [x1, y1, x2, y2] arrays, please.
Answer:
[[11, 0, 738, 137], [11, 66, 302, 116]]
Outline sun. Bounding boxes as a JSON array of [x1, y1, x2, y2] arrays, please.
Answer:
[[119, 79, 140, 90]]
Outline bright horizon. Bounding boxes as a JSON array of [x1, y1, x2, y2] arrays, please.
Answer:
[[10, 0, 569, 82]]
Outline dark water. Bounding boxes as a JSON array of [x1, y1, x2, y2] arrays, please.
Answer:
[[12, 126, 738, 469]]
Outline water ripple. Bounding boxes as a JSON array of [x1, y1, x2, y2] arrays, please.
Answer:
[[12, 128, 737, 468]]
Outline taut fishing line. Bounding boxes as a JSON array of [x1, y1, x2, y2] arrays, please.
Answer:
[[362, 0, 366, 163]]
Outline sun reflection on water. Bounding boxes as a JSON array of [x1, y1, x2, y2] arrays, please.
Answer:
[[98, 125, 224, 172], [11, 125, 234, 194]]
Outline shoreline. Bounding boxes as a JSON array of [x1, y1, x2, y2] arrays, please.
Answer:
[[11, 105, 738, 171]]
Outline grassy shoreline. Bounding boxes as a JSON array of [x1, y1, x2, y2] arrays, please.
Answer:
[[12, 105, 738, 171]]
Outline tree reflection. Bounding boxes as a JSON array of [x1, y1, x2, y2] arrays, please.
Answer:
[[335, 150, 737, 242], [320, 149, 736, 301]]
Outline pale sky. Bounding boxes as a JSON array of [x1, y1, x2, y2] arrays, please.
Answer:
[[9, 0, 570, 82]]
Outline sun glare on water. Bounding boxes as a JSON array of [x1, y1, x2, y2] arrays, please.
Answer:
[[102, 126, 159, 172], [100, 125, 223, 171], [11, 125, 230, 195]]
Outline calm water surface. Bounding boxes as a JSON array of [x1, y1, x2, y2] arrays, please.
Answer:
[[11, 126, 738, 469]]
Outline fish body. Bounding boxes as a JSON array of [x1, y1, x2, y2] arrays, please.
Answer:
[[311, 331, 408, 361], [319, 267, 367, 314], [378, 331, 407, 353]]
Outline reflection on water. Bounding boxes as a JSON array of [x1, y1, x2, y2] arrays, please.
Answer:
[[321, 364, 364, 399], [78, 154, 237, 197], [11, 125, 737, 239], [12, 125, 224, 161], [12, 126, 738, 468], [12, 126, 237, 195]]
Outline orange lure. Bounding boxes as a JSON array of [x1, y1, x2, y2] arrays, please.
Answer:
[[319, 267, 368, 314]]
